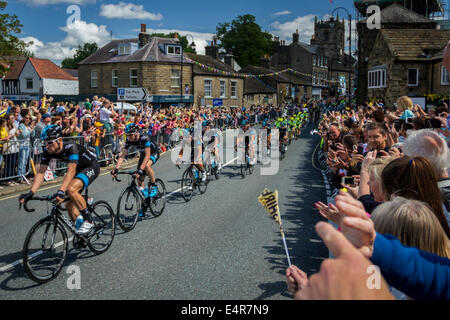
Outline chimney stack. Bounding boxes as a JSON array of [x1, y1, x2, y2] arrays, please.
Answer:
[[205, 39, 218, 59], [293, 29, 299, 43], [138, 24, 150, 48]]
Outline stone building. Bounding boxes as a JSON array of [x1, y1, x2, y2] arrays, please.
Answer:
[[366, 28, 450, 106], [356, 2, 442, 104], [240, 65, 293, 106], [78, 24, 193, 107], [185, 50, 244, 108], [243, 76, 277, 108]]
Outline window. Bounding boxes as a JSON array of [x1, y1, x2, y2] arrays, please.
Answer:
[[441, 66, 450, 85], [171, 69, 180, 87], [220, 80, 226, 98], [407, 68, 419, 86], [368, 69, 386, 89], [167, 45, 182, 56], [26, 78, 33, 89], [129, 69, 138, 87], [91, 70, 98, 88], [112, 70, 118, 87], [313, 55, 317, 66], [230, 81, 238, 98], [204, 79, 212, 98], [324, 57, 328, 67], [119, 43, 131, 55]]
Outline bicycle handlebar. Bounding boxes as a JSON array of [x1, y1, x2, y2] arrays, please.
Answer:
[[21, 195, 60, 213], [112, 171, 136, 183]]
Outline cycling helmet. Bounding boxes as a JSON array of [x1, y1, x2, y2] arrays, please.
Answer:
[[125, 123, 140, 134], [41, 125, 62, 141]]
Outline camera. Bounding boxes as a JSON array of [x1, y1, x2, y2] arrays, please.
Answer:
[[424, 118, 442, 129], [341, 176, 355, 185]]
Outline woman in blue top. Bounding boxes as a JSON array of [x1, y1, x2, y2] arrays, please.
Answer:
[[17, 111, 35, 183]]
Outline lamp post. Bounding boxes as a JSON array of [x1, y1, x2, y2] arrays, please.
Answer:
[[180, 34, 196, 108], [331, 7, 352, 101]]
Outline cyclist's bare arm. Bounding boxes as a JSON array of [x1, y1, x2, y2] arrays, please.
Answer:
[[115, 148, 129, 170], [30, 164, 48, 195]]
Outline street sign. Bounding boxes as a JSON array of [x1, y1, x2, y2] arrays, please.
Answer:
[[213, 99, 223, 107], [117, 88, 148, 101]]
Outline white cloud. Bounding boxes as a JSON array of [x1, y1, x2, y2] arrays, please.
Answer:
[[134, 28, 215, 55], [21, 20, 110, 66], [18, 0, 95, 5], [100, 2, 163, 20], [271, 14, 358, 54], [271, 14, 317, 43], [273, 11, 291, 17]]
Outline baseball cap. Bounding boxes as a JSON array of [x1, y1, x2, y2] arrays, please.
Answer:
[[42, 113, 52, 119]]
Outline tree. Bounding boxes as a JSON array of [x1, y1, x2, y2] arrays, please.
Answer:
[[61, 42, 99, 69], [0, 0, 33, 75], [148, 33, 195, 53], [216, 14, 272, 67]]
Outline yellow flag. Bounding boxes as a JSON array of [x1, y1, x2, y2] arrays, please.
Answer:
[[258, 189, 280, 224]]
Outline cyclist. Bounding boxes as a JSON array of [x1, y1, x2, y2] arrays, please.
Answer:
[[204, 121, 222, 172], [262, 121, 272, 155], [279, 120, 288, 151], [19, 125, 99, 235], [176, 126, 207, 183], [237, 120, 257, 165], [111, 123, 160, 199]]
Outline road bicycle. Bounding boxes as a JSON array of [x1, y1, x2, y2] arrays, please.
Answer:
[[113, 171, 166, 232], [20, 189, 115, 284], [240, 147, 254, 178], [280, 140, 287, 161], [177, 163, 208, 202], [205, 153, 220, 182]]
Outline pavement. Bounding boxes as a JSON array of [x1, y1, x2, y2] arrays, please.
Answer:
[[0, 125, 328, 300]]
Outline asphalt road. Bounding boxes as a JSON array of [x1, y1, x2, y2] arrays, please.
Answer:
[[0, 125, 328, 300]]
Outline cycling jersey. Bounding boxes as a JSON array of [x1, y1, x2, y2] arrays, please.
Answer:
[[40, 142, 99, 189], [124, 134, 158, 155], [41, 142, 97, 172]]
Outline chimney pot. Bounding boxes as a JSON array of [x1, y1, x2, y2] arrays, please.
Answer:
[[141, 24, 146, 33]]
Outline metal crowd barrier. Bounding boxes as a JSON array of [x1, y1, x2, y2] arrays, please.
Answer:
[[0, 139, 32, 182]]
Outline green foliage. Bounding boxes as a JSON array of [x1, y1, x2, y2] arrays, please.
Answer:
[[148, 33, 195, 53], [61, 42, 99, 69], [0, 0, 33, 75], [216, 14, 272, 67]]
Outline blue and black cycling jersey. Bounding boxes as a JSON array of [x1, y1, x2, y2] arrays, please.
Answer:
[[40, 142, 99, 189], [41, 142, 97, 172], [124, 134, 158, 155]]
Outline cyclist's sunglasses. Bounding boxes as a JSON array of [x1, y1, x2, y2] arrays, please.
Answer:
[[44, 139, 58, 146]]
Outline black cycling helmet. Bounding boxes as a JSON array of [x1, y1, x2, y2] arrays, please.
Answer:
[[125, 123, 140, 135], [41, 125, 62, 141]]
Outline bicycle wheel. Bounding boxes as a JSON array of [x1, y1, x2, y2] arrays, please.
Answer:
[[23, 218, 68, 284], [149, 179, 166, 217], [87, 201, 115, 254], [197, 174, 208, 194], [181, 169, 194, 202], [248, 161, 254, 175], [240, 162, 246, 179], [116, 187, 141, 232]]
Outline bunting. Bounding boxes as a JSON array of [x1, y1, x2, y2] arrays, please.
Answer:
[[184, 57, 340, 84]]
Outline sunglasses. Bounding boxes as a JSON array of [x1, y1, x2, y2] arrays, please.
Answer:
[[45, 139, 58, 146]]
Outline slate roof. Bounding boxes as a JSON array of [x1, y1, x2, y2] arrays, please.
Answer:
[[358, 3, 437, 25], [380, 29, 450, 61], [244, 77, 277, 95], [79, 37, 193, 65], [184, 52, 243, 77]]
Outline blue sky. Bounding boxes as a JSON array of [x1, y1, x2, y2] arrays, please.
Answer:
[[5, 0, 357, 65]]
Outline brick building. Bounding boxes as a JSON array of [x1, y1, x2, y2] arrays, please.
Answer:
[[78, 24, 193, 107]]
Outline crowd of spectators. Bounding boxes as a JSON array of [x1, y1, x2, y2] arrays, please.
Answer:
[[0, 95, 308, 188], [286, 92, 450, 299]]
